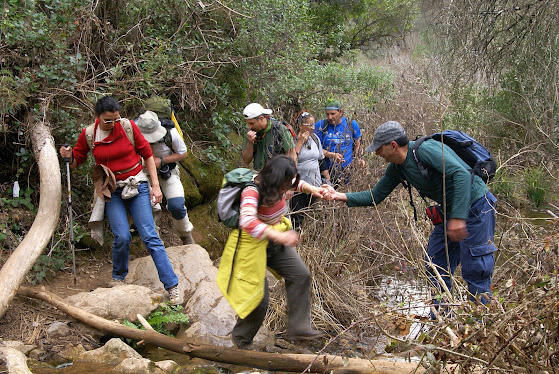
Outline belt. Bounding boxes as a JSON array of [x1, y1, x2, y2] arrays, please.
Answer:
[[114, 162, 141, 175]]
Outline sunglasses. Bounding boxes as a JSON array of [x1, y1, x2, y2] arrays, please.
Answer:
[[103, 117, 121, 125]]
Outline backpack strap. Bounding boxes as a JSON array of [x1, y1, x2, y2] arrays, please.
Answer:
[[120, 118, 135, 148], [411, 136, 431, 179], [162, 128, 173, 151], [271, 119, 285, 156], [310, 133, 320, 148], [85, 123, 95, 149]]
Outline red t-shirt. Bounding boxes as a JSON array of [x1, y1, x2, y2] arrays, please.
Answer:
[[72, 119, 153, 181]]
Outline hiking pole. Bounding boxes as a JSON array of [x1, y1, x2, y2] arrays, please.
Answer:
[[63, 144, 77, 285]]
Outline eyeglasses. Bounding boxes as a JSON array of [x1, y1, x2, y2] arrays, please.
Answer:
[[103, 118, 121, 125]]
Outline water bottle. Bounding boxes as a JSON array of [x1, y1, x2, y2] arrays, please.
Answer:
[[13, 181, 20, 198]]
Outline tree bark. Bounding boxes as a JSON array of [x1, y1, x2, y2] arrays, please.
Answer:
[[17, 286, 423, 374], [0, 117, 62, 319]]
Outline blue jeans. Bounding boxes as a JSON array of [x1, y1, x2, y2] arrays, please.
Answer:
[[426, 192, 497, 304], [105, 182, 178, 290]]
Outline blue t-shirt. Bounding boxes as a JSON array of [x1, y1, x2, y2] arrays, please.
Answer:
[[314, 117, 362, 169]]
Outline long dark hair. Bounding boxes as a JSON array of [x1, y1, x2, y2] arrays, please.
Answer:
[[256, 155, 298, 206]]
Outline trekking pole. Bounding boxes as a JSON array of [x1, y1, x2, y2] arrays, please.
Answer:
[[63, 144, 77, 285]]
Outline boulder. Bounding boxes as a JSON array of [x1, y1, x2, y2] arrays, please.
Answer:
[[0, 346, 32, 374], [114, 357, 165, 374], [64, 285, 163, 321], [46, 321, 71, 338], [181, 155, 223, 202], [0, 341, 35, 356], [127, 245, 214, 295], [77, 338, 141, 365], [56, 343, 86, 361], [127, 245, 273, 347], [154, 360, 178, 372]]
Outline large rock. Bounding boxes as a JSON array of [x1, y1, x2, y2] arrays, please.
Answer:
[[181, 155, 223, 202], [64, 285, 163, 321], [113, 357, 165, 374], [0, 346, 32, 374], [127, 245, 214, 294], [77, 338, 142, 365]]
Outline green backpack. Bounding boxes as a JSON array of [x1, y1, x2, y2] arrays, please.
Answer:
[[217, 168, 258, 228]]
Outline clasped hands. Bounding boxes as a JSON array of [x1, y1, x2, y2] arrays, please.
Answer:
[[310, 184, 343, 201]]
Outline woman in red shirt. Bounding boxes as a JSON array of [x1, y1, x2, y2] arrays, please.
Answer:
[[232, 155, 326, 348], [59, 96, 180, 304]]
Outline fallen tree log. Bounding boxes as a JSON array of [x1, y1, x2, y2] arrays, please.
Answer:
[[17, 286, 423, 373], [0, 114, 62, 319]]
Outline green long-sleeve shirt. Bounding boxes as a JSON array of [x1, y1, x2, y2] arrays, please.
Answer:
[[346, 139, 487, 219]]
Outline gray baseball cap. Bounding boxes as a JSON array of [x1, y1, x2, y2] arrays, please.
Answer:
[[365, 121, 406, 153]]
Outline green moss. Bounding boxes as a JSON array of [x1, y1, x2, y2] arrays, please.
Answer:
[[179, 169, 203, 209], [188, 202, 230, 260], [181, 155, 223, 201]]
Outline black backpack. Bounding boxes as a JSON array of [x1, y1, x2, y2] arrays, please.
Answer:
[[400, 130, 497, 221], [412, 130, 497, 183]]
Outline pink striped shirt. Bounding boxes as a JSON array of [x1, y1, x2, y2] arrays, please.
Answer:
[[239, 180, 309, 239]]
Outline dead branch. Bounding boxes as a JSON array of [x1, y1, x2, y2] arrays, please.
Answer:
[[0, 105, 62, 319], [17, 286, 424, 373]]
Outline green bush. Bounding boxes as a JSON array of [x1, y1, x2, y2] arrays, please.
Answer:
[[524, 167, 548, 208]]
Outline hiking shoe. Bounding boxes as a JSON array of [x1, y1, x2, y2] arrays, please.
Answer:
[[180, 232, 195, 245], [232, 335, 251, 350], [285, 329, 326, 341], [168, 285, 181, 305], [108, 278, 125, 287]]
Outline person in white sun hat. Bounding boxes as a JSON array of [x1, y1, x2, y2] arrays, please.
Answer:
[[136, 110, 195, 245]]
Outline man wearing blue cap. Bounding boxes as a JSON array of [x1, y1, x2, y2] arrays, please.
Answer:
[[324, 121, 498, 312], [314, 100, 364, 186]]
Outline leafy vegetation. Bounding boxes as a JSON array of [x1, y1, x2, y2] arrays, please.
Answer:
[[122, 304, 189, 337]]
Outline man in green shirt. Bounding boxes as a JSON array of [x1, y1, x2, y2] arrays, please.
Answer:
[[241, 103, 296, 170], [325, 121, 497, 307]]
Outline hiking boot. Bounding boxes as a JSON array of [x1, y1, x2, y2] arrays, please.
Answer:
[[285, 329, 326, 341], [108, 278, 125, 287], [180, 232, 195, 245], [168, 285, 181, 305], [232, 335, 251, 350]]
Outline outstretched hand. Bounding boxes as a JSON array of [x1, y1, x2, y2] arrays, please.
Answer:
[[321, 184, 347, 202]]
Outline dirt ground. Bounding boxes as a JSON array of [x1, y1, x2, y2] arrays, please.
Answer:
[[0, 210, 194, 357]]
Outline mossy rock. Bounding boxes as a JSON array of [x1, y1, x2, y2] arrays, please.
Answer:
[[181, 154, 223, 201], [179, 168, 204, 209], [188, 202, 230, 260]]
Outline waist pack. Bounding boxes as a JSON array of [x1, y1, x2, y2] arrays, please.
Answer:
[[217, 168, 258, 228], [412, 130, 497, 183]]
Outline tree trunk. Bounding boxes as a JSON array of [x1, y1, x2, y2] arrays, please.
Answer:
[[0, 116, 62, 319], [17, 286, 424, 374]]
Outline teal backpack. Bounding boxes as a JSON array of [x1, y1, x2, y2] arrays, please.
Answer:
[[217, 168, 258, 228]]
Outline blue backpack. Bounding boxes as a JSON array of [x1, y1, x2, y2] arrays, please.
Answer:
[[412, 130, 497, 183]]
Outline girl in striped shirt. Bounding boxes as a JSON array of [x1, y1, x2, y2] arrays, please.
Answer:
[[232, 155, 327, 348]]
